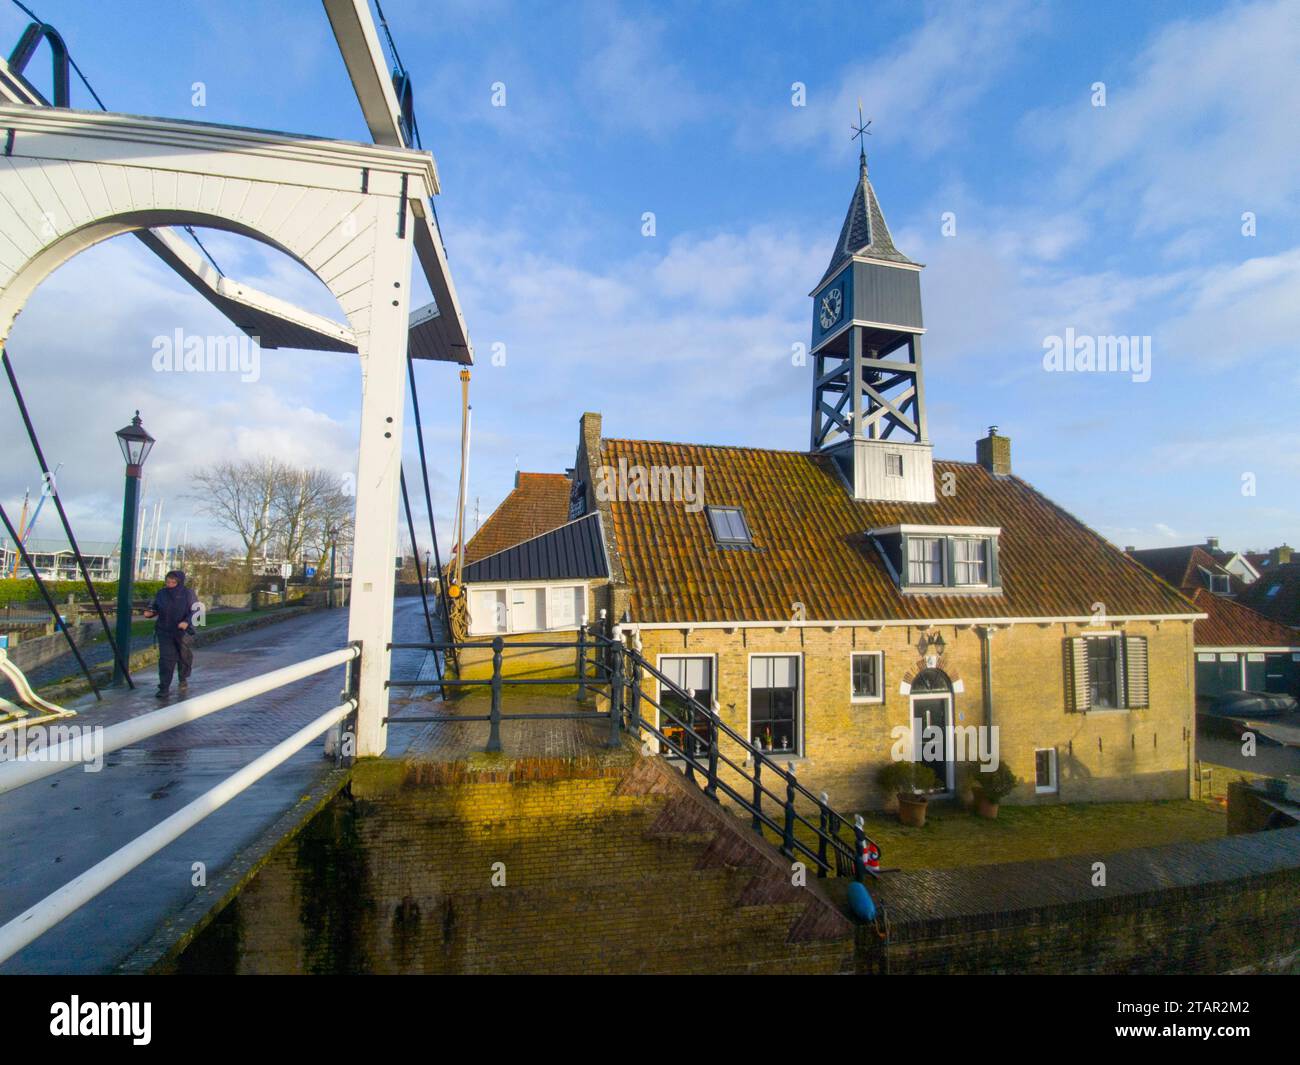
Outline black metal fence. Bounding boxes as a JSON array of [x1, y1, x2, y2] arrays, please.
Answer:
[[387, 621, 878, 882]]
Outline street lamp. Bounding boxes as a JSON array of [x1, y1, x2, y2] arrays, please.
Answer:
[[112, 411, 154, 685]]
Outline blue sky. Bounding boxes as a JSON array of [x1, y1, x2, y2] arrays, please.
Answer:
[[1, 0, 1297, 561]]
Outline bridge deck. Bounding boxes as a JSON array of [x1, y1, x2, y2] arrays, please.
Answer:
[[0, 598, 434, 975]]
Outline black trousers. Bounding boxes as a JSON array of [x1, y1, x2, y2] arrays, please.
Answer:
[[157, 631, 194, 690]]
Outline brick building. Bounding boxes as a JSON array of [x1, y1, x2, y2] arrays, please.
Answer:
[[463, 147, 1203, 808]]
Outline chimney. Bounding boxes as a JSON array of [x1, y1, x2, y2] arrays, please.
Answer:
[[1124, 546, 1136, 554], [1271, 543, 1293, 566], [580, 411, 602, 457], [1205, 536, 1219, 552], [975, 425, 1011, 476]]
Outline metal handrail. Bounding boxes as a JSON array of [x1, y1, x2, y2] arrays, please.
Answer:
[[0, 698, 355, 965], [604, 625, 874, 876], [387, 620, 877, 876], [0, 644, 359, 796], [395, 624, 875, 879]]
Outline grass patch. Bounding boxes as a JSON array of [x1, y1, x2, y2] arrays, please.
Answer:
[[88, 608, 281, 643], [789, 798, 1226, 871]]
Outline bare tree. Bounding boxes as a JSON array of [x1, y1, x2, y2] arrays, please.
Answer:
[[191, 458, 285, 570], [270, 467, 338, 564], [303, 477, 355, 578]]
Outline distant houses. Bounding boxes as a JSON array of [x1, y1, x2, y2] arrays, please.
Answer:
[[1127, 541, 1300, 703]]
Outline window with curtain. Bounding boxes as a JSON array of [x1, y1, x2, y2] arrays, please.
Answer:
[[907, 537, 943, 585], [952, 538, 988, 585], [750, 655, 799, 754]]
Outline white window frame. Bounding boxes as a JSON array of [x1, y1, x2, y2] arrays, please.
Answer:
[[1034, 747, 1058, 794], [849, 650, 884, 704], [654, 653, 719, 757], [747, 652, 803, 757], [952, 537, 989, 587], [465, 581, 587, 636], [884, 452, 903, 478], [906, 536, 944, 586]]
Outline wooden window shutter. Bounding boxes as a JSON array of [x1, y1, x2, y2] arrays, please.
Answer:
[[1066, 637, 1090, 712], [1124, 636, 1149, 708]]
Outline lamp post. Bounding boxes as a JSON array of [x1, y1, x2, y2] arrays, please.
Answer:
[[112, 411, 155, 686]]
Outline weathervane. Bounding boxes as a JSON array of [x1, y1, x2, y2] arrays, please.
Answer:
[[851, 98, 872, 174]]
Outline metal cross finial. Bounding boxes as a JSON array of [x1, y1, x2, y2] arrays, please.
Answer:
[[851, 98, 872, 174]]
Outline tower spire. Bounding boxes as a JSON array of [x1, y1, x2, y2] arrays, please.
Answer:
[[852, 99, 871, 177], [808, 130, 933, 504]]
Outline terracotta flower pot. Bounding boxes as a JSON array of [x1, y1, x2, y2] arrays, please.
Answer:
[[975, 793, 999, 819], [898, 793, 928, 828]]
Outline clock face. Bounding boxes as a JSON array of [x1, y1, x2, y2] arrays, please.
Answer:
[[819, 286, 843, 330]]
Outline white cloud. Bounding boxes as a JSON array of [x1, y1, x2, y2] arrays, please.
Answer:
[[762, 0, 1045, 160], [1024, 0, 1300, 237]]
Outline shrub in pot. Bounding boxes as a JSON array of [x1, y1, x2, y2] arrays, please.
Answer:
[[971, 762, 1017, 818], [877, 761, 939, 827]]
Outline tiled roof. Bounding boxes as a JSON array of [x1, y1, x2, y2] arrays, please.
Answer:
[[1188, 588, 1300, 647], [600, 438, 1198, 624], [464, 472, 572, 564], [1127, 544, 1243, 594], [1237, 562, 1300, 630], [463, 513, 608, 584]]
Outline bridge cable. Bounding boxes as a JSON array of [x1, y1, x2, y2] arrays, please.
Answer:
[[406, 352, 455, 673], [2, 349, 132, 687], [0, 500, 100, 699], [399, 467, 441, 688]]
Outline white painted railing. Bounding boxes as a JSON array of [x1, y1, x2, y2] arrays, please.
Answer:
[[0, 645, 358, 796], [0, 645, 359, 965]]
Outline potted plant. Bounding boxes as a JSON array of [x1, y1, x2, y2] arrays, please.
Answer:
[[955, 761, 979, 810], [877, 760, 939, 827], [971, 762, 1018, 819]]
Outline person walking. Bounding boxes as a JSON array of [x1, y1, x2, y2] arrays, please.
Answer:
[[142, 569, 200, 698]]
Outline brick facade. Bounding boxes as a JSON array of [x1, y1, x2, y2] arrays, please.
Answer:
[[633, 617, 1196, 811], [174, 753, 855, 975]]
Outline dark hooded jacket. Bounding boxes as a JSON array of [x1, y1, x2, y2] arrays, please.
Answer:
[[149, 571, 200, 635]]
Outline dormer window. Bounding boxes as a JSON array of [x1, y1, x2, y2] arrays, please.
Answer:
[[906, 537, 943, 585], [706, 505, 752, 546], [870, 524, 1002, 594], [953, 538, 988, 585], [1208, 572, 1230, 594]]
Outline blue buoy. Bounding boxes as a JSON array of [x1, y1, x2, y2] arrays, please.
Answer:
[[847, 880, 877, 922]]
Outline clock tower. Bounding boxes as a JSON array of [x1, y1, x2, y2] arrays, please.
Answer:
[[810, 140, 934, 504]]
